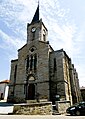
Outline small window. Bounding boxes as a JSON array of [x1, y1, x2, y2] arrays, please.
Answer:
[[29, 46, 36, 52], [54, 58, 56, 71], [43, 34, 46, 41], [14, 65, 17, 82], [31, 48, 34, 52]]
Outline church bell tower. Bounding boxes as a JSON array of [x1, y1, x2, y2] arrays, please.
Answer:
[[27, 4, 48, 43]]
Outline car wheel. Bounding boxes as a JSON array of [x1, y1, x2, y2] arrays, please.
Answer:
[[71, 112, 75, 116], [76, 111, 80, 116]]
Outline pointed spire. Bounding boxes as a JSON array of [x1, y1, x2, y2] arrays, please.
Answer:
[[31, 3, 39, 23]]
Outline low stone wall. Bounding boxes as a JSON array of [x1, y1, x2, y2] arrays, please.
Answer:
[[13, 102, 52, 115], [55, 100, 71, 114]]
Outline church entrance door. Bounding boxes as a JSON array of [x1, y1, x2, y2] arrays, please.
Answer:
[[28, 84, 35, 100]]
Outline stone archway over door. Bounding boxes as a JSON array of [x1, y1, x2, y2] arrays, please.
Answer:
[[28, 84, 35, 100]]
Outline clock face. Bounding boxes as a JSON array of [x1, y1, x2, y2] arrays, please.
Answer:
[[31, 27, 36, 32]]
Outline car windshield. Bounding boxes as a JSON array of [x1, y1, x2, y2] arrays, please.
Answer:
[[73, 102, 85, 106]]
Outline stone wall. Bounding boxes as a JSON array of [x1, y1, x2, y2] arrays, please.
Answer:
[[13, 102, 52, 115], [49, 50, 66, 102], [49, 49, 73, 104], [55, 100, 71, 114], [8, 39, 52, 102]]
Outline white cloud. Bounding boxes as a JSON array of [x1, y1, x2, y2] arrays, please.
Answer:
[[0, 30, 25, 50], [0, 0, 85, 86], [0, 0, 76, 56]]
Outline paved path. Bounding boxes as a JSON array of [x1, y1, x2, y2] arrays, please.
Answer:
[[0, 102, 13, 114], [0, 115, 85, 119], [0, 101, 85, 119]]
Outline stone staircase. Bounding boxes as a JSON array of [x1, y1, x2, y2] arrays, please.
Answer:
[[52, 110, 60, 115], [52, 104, 60, 115]]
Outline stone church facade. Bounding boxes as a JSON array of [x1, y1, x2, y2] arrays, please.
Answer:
[[8, 5, 81, 104]]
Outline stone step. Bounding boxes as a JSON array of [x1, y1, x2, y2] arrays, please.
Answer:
[[26, 100, 37, 103], [52, 110, 60, 115]]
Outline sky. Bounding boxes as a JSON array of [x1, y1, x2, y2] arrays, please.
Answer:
[[0, 0, 85, 87]]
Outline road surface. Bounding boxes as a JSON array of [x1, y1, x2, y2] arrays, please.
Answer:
[[0, 115, 85, 119]]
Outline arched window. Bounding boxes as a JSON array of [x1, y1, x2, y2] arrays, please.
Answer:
[[34, 54, 37, 71], [27, 55, 29, 68], [30, 55, 33, 70], [26, 54, 37, 71]]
